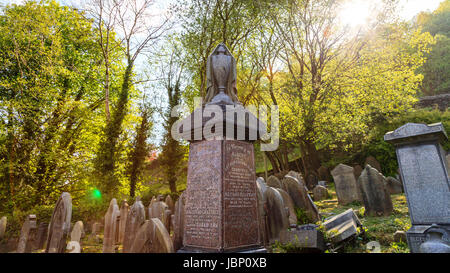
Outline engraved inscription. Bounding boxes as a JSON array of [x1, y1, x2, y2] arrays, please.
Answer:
[[184, 140, 222, 249], [223, 141, 259, 249]]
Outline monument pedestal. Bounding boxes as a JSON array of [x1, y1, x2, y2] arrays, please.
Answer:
[[179, 139, 265, 253]]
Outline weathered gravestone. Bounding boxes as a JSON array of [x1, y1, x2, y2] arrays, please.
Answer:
[[277, 188, 298, 226], [353, 164, 363, 180], [70, 221, 84, 243], [173, 193, 186, 251], [364, 156, 382, 173], [118, 200, 129, 244], [385, 122, 450, 253], [313, 185, 329, 201], [263, 187, 289, 244], [66, 241, 81, 253], [330, 164, 362, 205], [282, 175, 320, 222], [17, 215, 37, 253], [123, 197, 146, 253], [35, 222, 48, 250], [103, 198, 119, 253], [255, 178, 267, 245], [358, 165, 393, 217], [148, 201, 169, 222], [385, 176, 403, 195], [88, 222, 101, 243], [130, 218, 174, 253], [279, 224, 326, 253], [267, 175, 283, 189], [0, 216, 6, 239], [317, 166, 332, 182], [323, 209, 363, 245], [177, 44, 265, 253], [46, 192, 72, 253], [287, 171, 303, 184]]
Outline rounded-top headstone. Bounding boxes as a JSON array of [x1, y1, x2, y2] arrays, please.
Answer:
[[130, 218, 174, 253], [267, 175, 282, 189], [358, 165, 393, 217], [46, 192, 72, 253]]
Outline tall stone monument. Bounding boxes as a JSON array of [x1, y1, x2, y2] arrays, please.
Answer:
[[177, 43, 265, 253], [45, 192, 72, 253], [385, 122, 450, 253]]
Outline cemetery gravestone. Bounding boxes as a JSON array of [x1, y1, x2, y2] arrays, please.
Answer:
[[123, 197, 146, 253], [266, 175, 283, 189], [279, 224, 325, 253], [263, 187, 289, 244], [385, 177, 403, 195], [165, 195, 174, 213], [385, 122, 450, 253], [313, 185, 328, 201], [0, 216, 6, 239], [35, 222, 48, 250], [16, 215, 37, 253], [130, 218, 174, 253], [173, 193, 186, 251], [103, 198, 119, 253], [305, 173, 318, 190], [277, 188, 298, 226], [358, 165, 393, 216], [330, 164, 362, 205], [46, 192, 72, 253], [282, 175, 320, 222], [119, 200, 129, 244], [70, 221, 84, 243]]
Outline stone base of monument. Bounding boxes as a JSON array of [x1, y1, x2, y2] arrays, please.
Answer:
[[407, 225, 450, 253], [181, 139, 266, 253]]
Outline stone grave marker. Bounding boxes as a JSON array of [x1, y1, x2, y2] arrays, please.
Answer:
[[165, 195, 174, 213], [70, 221, 84, 243], [263, 187, 289, 244], [385, 122, 450, 252], [118, 200, 129, 244], [173, 193, 185, 252], [0, 216, 6, 239], [282, 175, 320, 222], [279, 224, 325, 253], [277, 188, 298, 226], [123, 197, 146, 253], [35, 222, 48, 250], [17, 215, 37, 253], [385, 177, 403, 195], [267, 175, 283, 189], [130, 218, 174, 253], [313, 185, 328, 201], [103, 198, 119, 253], [317, 166, 331, 182], [358, 165, 393, 217], [305, 172, 318, 190], [46, 192, 72, 253], [330, 164, 362, 205]]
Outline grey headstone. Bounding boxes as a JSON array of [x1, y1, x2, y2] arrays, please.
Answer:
[[267, 175, 283, 189], [279, 225, 325, 253], [282, 175, 320, 222], [385, 122, 450, 253], [45, 192, 72, 253], [17, 215, 37, 253], [358, 165, 393, 217], [263, 187, 289, 243], [35, 222, 48, 250], [70, 221, 84, 243], [103, 198, 119, 253], [331, 164, 362, 205], [313, 185, 328, 201], [123, 197, 146, 253], [118, 200, 129, 244], [277, 188, 298, 226], [385, 177, 403, 195], [130, 218, 174, 253]]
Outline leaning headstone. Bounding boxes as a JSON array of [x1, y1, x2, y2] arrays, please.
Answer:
[[317, 166, 331, 182], [70, 221, 84, 243], [17, 215, 37, 253], [130, 218, 174, 253], [277, 188, 298, 226], [358, 165, 393, 217], [263, 187, 289, 244], [123, 197, 146, 253], [323, 209, 362, 245], [103, 198, 120, 253], [279, 224, 325, 253], [118, 200, 129, 244], [0, 216, 6, 239], [330, 164, 362, 205], [34, 222, 48, 250], [267, 175, 283, 189], [385, 122, 450, 253], [313, 185, 328, 201], [353, 164, 363, 180], [282, 175, 320, 222], [385, 177, 403, 195], [365, 156, 382, 173], [172, 193, 185, 252], [46, 192, 72, 253]]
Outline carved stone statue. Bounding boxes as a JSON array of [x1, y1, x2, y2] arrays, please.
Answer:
[[204, 43, 239, 105]]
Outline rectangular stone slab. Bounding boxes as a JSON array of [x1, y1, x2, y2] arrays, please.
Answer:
[[183, 140, 261, 252], [396, 143, 450, 225]]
